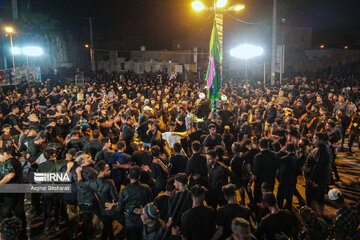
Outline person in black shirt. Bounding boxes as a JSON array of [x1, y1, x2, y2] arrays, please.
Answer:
[[230, 142, 252, 205], [248, 138, 279, 203], [206, 149, 231, 209], [169, 143, 188, 175], [186, 141, 208, 187], [83, 130, 103, 159], [213, 184, 251, 240], [105, 166, 153, 240], [154, 178, 175, 222], [203, 123, 224, 152], [218, 102, 233, 127], [277, 143, 301, 209], [175, 106, 186, 132], [121, 116, 135, 154], [167, 173, 192, 228], [255, 193, 299, 240], [8, 105, 23, 144], [180, 185, 216, 240], [94, 137, 114, 163], [0, 149, 27, 238]]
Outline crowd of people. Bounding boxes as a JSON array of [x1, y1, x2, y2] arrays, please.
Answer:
[[0, 67, 359, 240]]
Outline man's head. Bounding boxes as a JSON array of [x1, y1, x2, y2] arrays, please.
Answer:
[[263, 192, 278, 209], [165, 178, 176, 194], [66, 148, 77, 161], [231, 142, 242, 155], [95, 161, 111, 178], [208, 123, 217, 135], [222, 184, 237, 202], [141, 203, 160, 226], [190, 185, 207, 204], [285, 143, 296, 154], [0, 149, 12, 163], [174, 173, 188, 190], [313, 132, 327, 147], [2, 124, 10, 135], [92, 130, 101, 140], [128, 166, 141, 181], [230, 218, 252, 240], [259, 137, 269, 150], [0, 217, 23, 240], [173, 143, 182, 154], [191, 141, 202, 153], [101, 137, 111, 149], [206, 149, 217, 166], [77, 153, 93, 167], [117, 141, 126, 152], [10, 105, 19, 114]]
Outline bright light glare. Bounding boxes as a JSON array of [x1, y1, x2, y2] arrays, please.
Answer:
[[4, 27, 14, 33], [230, 44, 264, 59], [217, 0, 227, 8], [191, 1, 204, 12], [10, 47, 21, 55], [23, 46, 43, 56], [234, 4, 245, 11]]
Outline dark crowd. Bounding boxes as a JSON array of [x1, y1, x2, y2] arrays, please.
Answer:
[[0, 65, 359, 240]]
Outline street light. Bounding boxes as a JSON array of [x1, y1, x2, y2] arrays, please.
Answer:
[[230, 44, 264, 80], [4, 26, 16, 84], [217, 0, 227, 8], [191, 1, 205, 12], [233, 4, 245, 11], [22, 46, 43, 84]]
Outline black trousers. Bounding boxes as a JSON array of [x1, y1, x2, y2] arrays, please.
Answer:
[[348, 132, 360, 149]]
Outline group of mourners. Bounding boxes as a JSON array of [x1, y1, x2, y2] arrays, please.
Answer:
[[0, 67, 359, 240]]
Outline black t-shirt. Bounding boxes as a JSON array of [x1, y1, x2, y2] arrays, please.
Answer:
[[255, 209, 298, 240], [181, 205, 216, 240], [216, 203, 250, 240], [169, 154, 188, 175], [168, 190, 193, 227], [154, 194, 170, 222], [8, 114, 20, 135], [203, 133, 222, 150], [253, 150, 279, 187]]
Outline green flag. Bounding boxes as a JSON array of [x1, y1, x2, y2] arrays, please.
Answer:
[[206, 21, 222, 102]]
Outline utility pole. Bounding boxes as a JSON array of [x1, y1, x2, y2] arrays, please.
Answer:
[[87, 18, 96, 72], [270, 0, 277, 85], [11, 0, 18, 19]]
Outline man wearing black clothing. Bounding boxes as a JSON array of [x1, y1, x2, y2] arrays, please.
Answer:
[[0, 149, 26, 237], [203, 124, 224, 152], [248, 138, 279, 203], [75, 154, 98, 240], [206, 149, 231, 209], [94, 137, 113, 163], [83, 130, 102, 159], [304, 133, 332, 216], [79, 161, 118, 240], [277, 143, 301, 209], [181, 185, 216, 240], [231, 142, 252, 205], [105, 166, 153, 240], [167, 173, 192, 228], [154, 178, 175, 222], [121, 116, 135, 154], [141, 203, 170, 240], [213, 184, 250, 240], [169, 143, 188, 175], [8, 105, 23, 144], [131, 142, 152, 167], [186, 141, 208, 187], [255, 193, 298, 240]]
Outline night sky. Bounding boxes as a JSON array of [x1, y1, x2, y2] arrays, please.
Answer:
[[28, 0, 360, 49]]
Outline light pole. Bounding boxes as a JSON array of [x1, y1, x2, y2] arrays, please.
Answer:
[[4, 26, 16, 84], [280, 18, 285, 85], [191, 0, 245, 75], [270, 0, 277, 85]]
